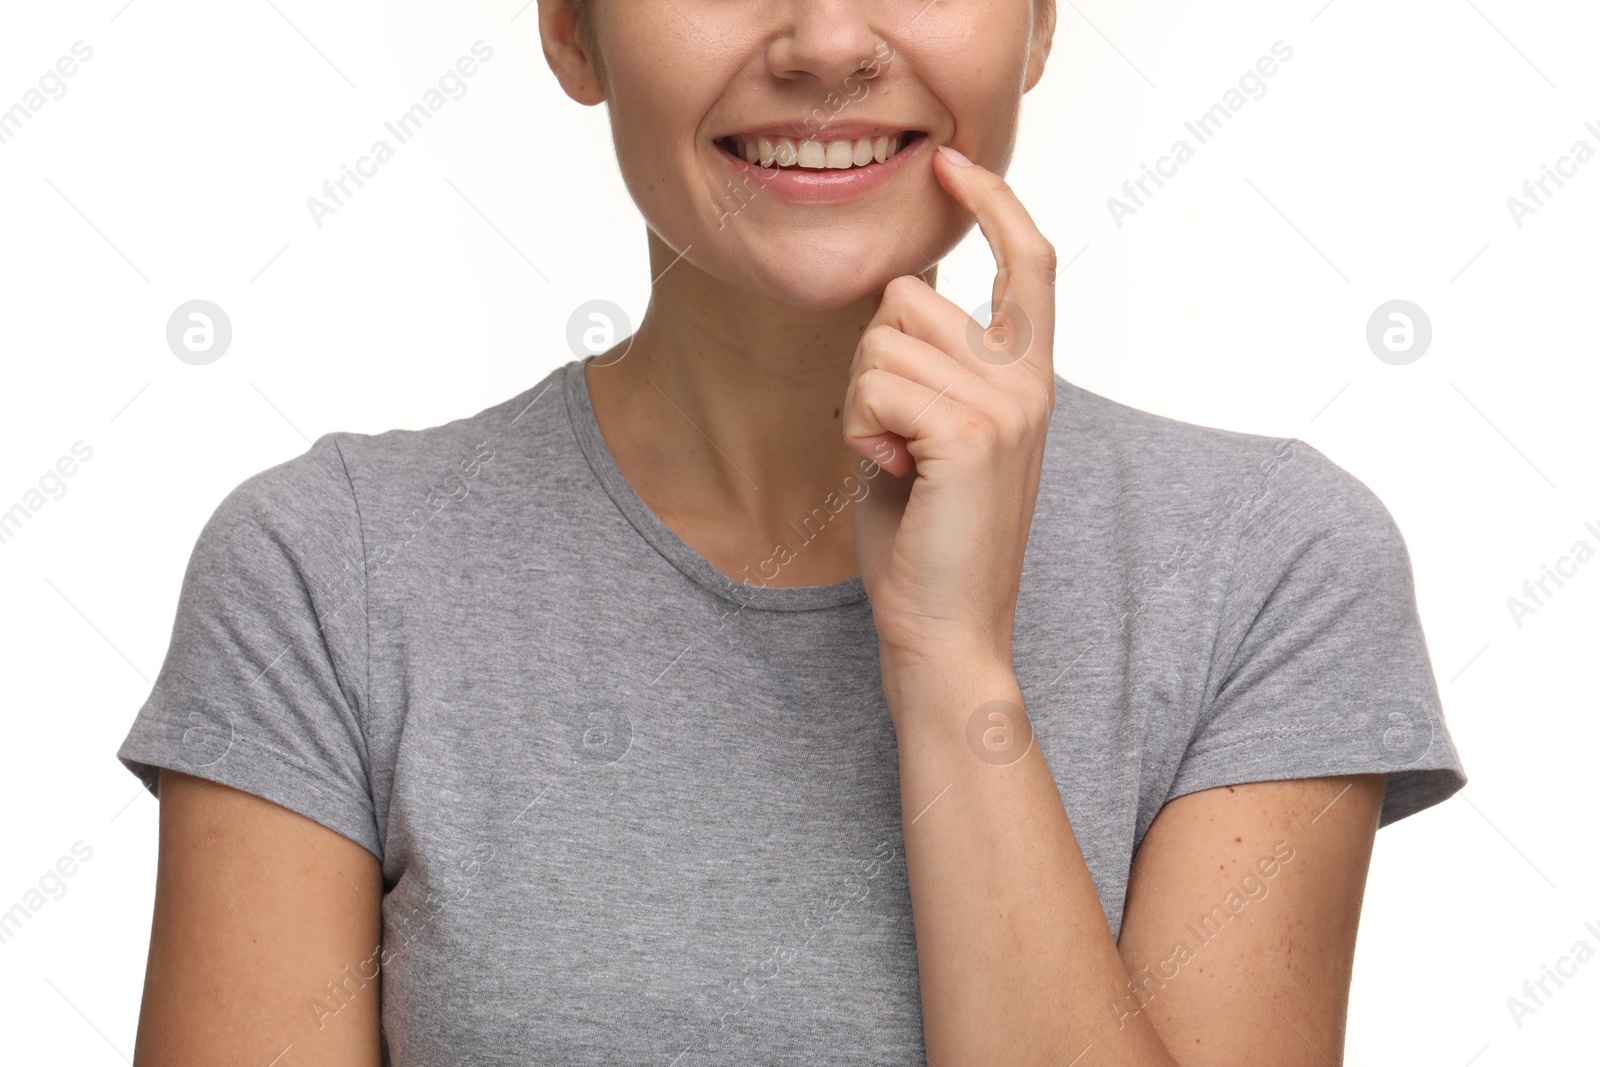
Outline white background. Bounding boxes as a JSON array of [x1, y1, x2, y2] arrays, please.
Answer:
[[1, 1, 1595, 1063]]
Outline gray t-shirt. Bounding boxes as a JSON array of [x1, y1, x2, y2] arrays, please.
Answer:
[[117, 357, 1466, 1065]]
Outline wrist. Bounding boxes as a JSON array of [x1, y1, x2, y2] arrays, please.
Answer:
[[879, 643, 1022, 727]]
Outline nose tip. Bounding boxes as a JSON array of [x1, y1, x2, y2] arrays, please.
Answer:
[[765, 5, 885, 90]]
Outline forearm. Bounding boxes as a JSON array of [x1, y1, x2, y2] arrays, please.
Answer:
[[882, 648, 1181, 1067]]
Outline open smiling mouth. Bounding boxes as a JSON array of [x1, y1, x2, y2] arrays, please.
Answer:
[[714, 130, 928, 172]]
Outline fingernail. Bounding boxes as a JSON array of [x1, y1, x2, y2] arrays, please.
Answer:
[[938, 144, 975, 167]]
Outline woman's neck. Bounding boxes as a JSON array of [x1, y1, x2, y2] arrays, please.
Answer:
[[582, 227, 937, 586]]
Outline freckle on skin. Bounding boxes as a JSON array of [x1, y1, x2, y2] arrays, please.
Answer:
[[833, 408, 840, 418], [1235, 837, 1241, 843]]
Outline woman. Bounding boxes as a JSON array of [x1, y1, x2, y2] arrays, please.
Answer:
[[117, 1, 1466, 1063]]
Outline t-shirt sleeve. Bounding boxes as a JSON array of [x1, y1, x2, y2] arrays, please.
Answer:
[[1168, 438, 1467, 828], [116, 433, 381, 860]]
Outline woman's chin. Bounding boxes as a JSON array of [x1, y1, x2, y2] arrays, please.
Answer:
[[729, 252, 932, 312]]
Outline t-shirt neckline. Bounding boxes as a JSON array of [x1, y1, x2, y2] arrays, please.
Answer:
[[563, 357, 869, 612]]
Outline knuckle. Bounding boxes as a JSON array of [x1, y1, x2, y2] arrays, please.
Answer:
[[856, 365, 888, 394], [859, 323, 898, 356], [957, 410, 999, 446], [994, 403, 1030, 445], [1029, 238, 1058, 285], [883, 274, 924, 302]]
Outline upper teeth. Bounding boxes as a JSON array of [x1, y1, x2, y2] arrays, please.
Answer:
[[730, 134, 905, 170]]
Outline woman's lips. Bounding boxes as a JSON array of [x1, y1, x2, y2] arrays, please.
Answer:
[[712, 130, 930, 205]]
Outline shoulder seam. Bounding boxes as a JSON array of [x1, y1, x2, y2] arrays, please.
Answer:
[[1196, 436, 1303, 734], [326, 435, 372, 730], [1221, 437, 1326, 613]]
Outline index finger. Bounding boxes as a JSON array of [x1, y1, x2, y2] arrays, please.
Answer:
[[932, 144, 1057, 381]]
